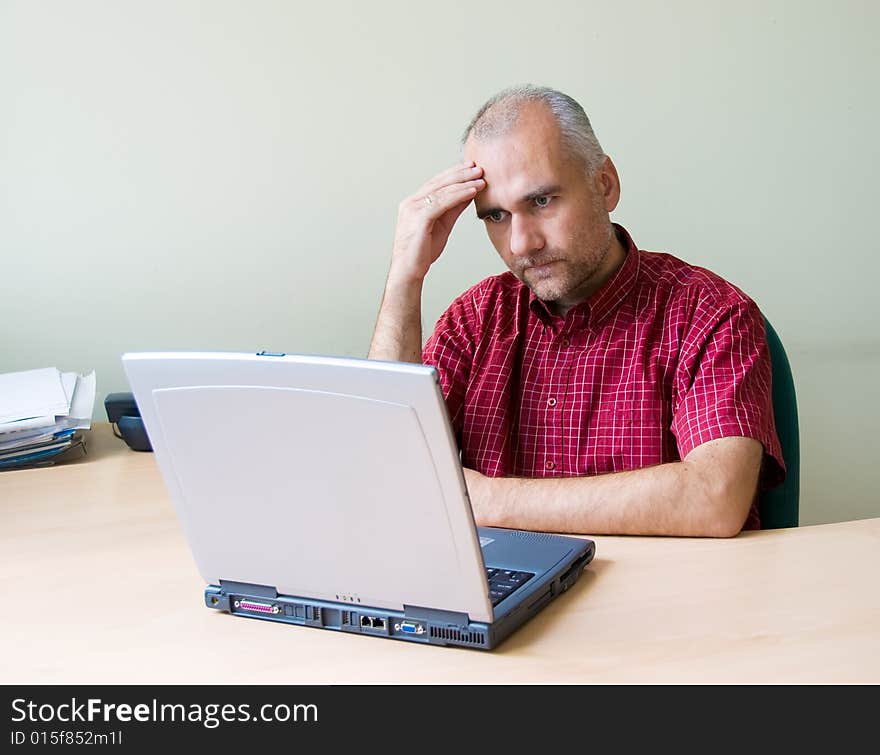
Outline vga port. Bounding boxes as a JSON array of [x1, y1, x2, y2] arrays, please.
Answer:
[[396, 620, 425, 635]]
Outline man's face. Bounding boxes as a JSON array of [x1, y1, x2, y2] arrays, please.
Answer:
[[464, 103, 622, 313]]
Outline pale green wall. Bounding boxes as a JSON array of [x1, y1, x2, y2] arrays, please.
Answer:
[[2, 0, 877, 525]]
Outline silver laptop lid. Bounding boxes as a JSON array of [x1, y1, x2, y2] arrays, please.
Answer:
[[123, 352, 494, 623]]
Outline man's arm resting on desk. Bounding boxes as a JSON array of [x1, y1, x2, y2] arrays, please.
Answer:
[[464, 436, 763, 538]]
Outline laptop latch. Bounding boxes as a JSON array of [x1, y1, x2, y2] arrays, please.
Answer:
[[219, 580, 278, 599], [403, 605, 471, 625]]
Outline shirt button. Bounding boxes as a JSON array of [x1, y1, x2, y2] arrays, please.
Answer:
[[545, 460, 555, 471], [547, 397, 557, 407], [561, 337, 571, 348]]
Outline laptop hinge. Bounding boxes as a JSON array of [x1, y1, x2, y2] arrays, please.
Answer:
[[219, 580, 278, 599], [403, 605, 471, 625]]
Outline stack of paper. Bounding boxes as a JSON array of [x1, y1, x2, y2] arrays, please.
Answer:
[[0, 367, 97, 469]]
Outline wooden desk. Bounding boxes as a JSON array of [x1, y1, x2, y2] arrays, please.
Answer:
[[2, 423, 878, 684]]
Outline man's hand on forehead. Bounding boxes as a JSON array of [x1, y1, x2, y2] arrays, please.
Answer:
[[387, 161, 487, 284], [417, 161, 485, 209], [369, 160, 487, 362]]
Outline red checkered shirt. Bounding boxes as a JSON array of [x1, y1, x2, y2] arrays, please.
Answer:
[[422, 225, 785, 530]]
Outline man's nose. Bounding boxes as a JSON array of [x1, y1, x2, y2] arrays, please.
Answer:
[[509, 214, 545, 258]]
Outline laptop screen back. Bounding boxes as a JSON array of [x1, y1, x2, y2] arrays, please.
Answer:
[[123, 352, 494, 622]]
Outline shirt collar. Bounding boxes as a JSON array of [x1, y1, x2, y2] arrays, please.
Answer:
[[528, 223, 640, 328]]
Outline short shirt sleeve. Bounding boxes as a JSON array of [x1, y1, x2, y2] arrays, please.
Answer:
[[671, 297, 785, 489], [421, 290, 480, 437]]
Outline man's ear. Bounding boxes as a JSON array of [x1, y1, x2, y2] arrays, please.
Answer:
[[595, 156, 621, 213]]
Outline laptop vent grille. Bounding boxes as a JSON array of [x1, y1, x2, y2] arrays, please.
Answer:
[[429, 626, 485, 646], [505, 530, 556, 542], [342, 611, 352, 626]]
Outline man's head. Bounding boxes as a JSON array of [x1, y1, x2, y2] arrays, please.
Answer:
[[462, 85, 625, 315]]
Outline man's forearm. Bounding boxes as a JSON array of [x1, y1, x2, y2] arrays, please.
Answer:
[[481, 463, 732, 537], [467, 438, 762, 537], [368, 275, 425, 363]]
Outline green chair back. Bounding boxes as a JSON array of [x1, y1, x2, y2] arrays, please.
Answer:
[[759, 318, 800, 528]]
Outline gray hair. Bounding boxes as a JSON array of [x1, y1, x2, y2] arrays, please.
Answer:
[[461, 85, 605, 173]]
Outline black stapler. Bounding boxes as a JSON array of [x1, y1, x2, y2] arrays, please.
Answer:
[[104, 392, 152, 451]]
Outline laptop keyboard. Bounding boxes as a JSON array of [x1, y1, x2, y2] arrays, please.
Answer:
[[486, 568, 535, 606]]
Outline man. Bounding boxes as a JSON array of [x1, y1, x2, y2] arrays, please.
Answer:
[[369, 85, 784, 537]]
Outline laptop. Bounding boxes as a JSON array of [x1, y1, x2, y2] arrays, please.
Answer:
[[122, 351, 595, 650]]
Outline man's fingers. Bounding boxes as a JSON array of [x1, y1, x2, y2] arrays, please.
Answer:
[[437, 190, 475, 229], [419, 162, 483, 197], [429, 161, 478, 184], [419, 179, 484, 217], [401, 163, 485, 221]]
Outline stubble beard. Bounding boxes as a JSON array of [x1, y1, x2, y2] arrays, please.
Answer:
[[521, 221, 614, 305]]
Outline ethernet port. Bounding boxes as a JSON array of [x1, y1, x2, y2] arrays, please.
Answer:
[[359, 615, 387, 631]]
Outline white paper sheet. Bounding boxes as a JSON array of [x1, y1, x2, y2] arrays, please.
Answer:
[[0, 367, 70, 425]]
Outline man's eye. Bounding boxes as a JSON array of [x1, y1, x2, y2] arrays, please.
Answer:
[[534, 195, 552, 208], [486, 211, 506, 223]]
